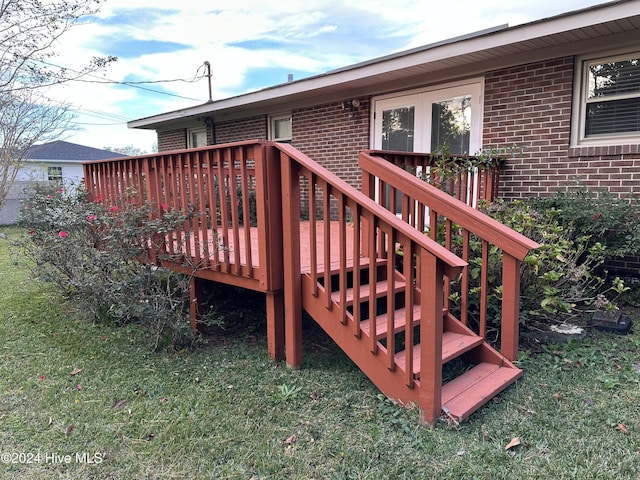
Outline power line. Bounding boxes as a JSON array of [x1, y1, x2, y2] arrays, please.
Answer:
[[33, 59, 208, 102]]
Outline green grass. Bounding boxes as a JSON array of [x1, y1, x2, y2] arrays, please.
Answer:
[[1, 225, 640, 479]]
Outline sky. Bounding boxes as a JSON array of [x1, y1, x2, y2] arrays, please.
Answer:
[[48, 0, 614, 153]]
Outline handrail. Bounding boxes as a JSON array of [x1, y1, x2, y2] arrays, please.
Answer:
[[360, 152, 537, 261], [359, 151, 539, 361], [275, 143, 466, 275]]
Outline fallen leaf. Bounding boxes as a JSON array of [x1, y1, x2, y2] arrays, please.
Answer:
[[617, 423, 629, 434], [505, 437, 521, 450], [111, 399, 128, 410], [285, 434, 297, 445], [65, 424, 75, 436], [615, 363, 623, 371], [70, 368, 82, 376], [552, 392, 561, 401]]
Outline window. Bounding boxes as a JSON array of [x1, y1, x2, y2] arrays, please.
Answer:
[[47, 166, 63, 185], [269, 114, 292, 142], [573, 52, 640, 145], [187, 127, 207, 148]]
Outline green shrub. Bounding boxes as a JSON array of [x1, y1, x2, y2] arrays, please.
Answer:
[[481, 198, 629, 326], [528, 187, 640, 259], [16, 184, 220, 350]]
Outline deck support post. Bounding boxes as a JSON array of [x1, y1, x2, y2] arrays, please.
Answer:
[[189, 276, 205, 333], [419, 251, 444, 427], [280, 154, 303, 368], [266, 291, 285, 361], [500, 255, 521, 361]]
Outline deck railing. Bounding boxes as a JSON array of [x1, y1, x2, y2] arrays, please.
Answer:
[[359, 151, 539, 361], [367, 150, 501, 207], [82, 141, 283, 293]]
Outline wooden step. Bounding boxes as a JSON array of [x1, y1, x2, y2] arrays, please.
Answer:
[[319, 257, 387, 277], [359, 305, 421, 340], [393, 332, 485, 375], [330, 279, 406, 306], [441, 362, 523, 423]]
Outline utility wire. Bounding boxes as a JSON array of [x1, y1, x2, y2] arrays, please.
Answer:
[[29, 59, 208, 102]]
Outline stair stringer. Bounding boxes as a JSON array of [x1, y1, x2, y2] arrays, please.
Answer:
[[301, 274, 420, 407]]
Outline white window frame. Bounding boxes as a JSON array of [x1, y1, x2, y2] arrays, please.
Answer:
[[187, 127, 207, 148], [268, 113, 292, 142], [571, 50, 640, 147]]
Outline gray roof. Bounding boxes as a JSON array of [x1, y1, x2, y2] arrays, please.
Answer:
[[27, 140, 126, 162]]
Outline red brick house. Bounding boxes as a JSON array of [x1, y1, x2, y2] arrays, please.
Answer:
[[130, 0, 640, 201]]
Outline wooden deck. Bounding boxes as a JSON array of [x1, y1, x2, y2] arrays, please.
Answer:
[[181, 220, 355, 276]]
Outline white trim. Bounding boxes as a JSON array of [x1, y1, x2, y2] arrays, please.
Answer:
[[571, 48, 640, 147], [268, 113, 292, 142]]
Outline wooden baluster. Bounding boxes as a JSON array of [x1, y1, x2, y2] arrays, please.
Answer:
[[419, 250, 444, 427]]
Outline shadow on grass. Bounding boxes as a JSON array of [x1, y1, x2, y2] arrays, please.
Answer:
[[198, 282, 357, 373]]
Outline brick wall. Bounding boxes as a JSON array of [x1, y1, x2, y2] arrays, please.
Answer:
[[292, 100, 370, 190], [214, 116, 267, 144], [484, 56, 640, 200], [158, 129, 187, 151]]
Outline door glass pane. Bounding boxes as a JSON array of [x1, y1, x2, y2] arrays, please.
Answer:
[[431, 96, 471, 154], [382, 106, 415, 151], [381, 106, 415, 212]]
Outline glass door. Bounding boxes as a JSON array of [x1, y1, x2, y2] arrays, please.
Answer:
[[373, 81, 482, 154]]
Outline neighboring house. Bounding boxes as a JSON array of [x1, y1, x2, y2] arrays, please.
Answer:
[[129, 0, 640, 204], [0, 140, 124, 224]]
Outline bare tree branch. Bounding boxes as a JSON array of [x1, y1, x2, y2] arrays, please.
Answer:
[[0, 0, 116, 211]]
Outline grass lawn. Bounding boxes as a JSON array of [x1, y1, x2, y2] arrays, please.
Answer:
[[1, 225, 640, 479]]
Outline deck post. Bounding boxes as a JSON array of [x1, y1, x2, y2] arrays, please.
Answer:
[[189, 276, 205, 333], [500, 254, 521, 361], [258, 144, 286, 362], [419, 250, 444, 427], [266, 291, 285, 361], [280, 153, 303, 368]]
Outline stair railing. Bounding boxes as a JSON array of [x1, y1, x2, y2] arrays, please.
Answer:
[[359, 151, 539, 361], [275, 142, 467, 424]]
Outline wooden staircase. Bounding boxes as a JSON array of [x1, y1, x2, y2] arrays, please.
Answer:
[[302, 258, 522, 424]]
